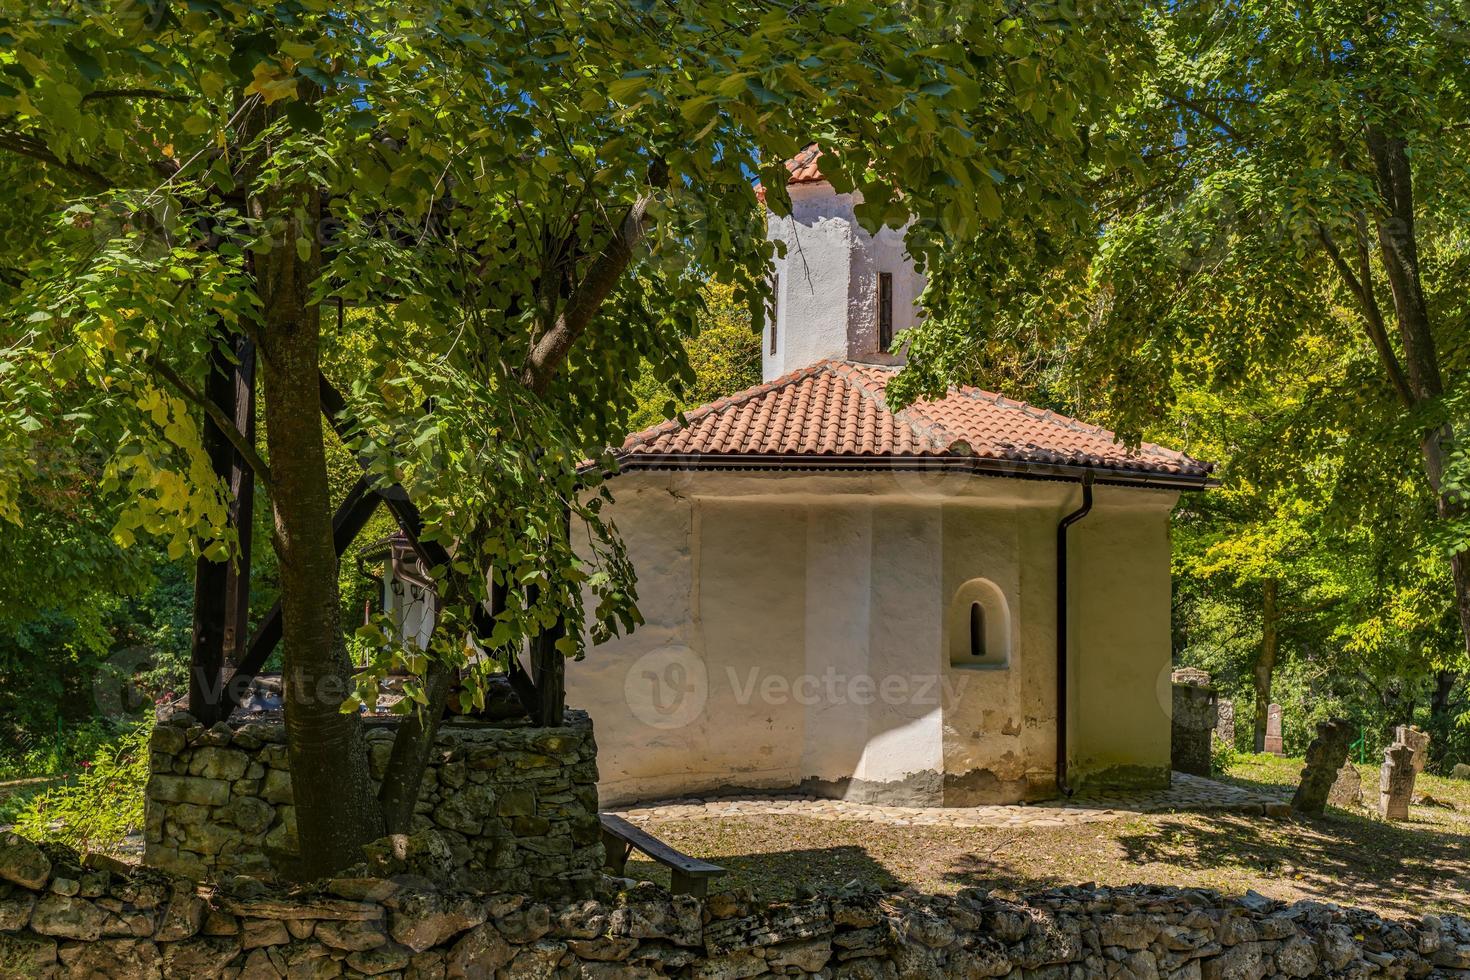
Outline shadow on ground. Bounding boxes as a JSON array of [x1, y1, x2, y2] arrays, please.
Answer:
[[1116, 808, 1470, 912], [625, 844, 903, 899]]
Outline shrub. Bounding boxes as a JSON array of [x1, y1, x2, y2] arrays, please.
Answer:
[[13, 722, 150, 854], [1211, 731, 1239, 775]]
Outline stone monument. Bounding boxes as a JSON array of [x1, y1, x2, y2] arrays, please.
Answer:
[[1394, 725, 1430, 776], [1379, 742, 1416, 821], [1216, 698, 1236, 749], [1263, 703, 1284, 755], [1291, 718, 1354, 815], [1327, 764, 1363, 808], [1170, 668, 1218, 777]]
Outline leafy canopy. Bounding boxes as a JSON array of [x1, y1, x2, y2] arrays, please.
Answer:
[[1, 0, 1142, 703]]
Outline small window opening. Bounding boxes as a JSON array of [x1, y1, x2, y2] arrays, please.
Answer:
[[949, 578, 1009, 669], [969, 602, 985, 659], [877, 272, 894, 351], [769, 274, 779, 355]]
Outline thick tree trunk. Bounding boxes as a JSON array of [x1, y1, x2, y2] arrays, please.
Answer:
[[1253, 578, 1279, 753], [1431, 668, 1458, 725], [254, 181, 382, 879]]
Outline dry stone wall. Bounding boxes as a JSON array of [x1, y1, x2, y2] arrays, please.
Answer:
[[0, 831, 1468, 979], [144, 711, 601, 900]]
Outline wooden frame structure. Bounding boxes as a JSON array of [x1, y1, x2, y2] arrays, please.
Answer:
[[187, 340, 566, 727]]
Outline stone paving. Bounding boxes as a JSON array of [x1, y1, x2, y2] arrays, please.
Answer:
[[609, 771, 1291, 829]]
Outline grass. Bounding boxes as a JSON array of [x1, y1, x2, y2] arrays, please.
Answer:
[[624, 755, 1470, 919]]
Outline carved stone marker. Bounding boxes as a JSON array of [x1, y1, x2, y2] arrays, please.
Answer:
[[1452, 762, 1470, 781], [1264, 703, 1284, 756], [1216, 698, 1236, 748], [1394, 725, 1430, 776], [1291, 718, 1354, 815], [1171, 668, 1218, 777], [1379, 743, 1416, 821], [1328, 764, 1363, 808]]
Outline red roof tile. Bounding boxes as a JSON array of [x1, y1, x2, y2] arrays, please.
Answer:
[[616, 361, 1213, 484], [784, 144, 826, 185], [755, 144, 827, 204]]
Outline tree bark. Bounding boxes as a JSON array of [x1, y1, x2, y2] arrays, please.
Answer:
[[379, 651, 455, 834], [252, 175, 383, 878], [1253, 577, 1279, 753], [1431, 668, 1458, 731]]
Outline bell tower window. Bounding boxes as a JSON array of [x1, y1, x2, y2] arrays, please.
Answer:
[[770, 273, 779, 355], [877, 272, 894, 351]]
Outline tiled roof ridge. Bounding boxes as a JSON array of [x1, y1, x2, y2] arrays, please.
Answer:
[[940, 384, 1191, 464], [613, 358, 1212, 481], [620, 360, 840, 453]]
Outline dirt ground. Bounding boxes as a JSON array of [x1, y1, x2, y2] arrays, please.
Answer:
[[624, 754, 1470, 919]]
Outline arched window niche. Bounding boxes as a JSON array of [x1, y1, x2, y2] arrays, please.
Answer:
[[948, 578, 1011, 669]]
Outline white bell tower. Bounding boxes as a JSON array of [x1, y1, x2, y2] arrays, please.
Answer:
[[763, 179, 925, 382]]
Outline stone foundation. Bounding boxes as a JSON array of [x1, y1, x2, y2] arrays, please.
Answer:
[[0, 832, 1468, 979], [144, 712, 601, 899]]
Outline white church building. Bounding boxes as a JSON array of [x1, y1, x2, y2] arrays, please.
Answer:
[[565, 146, 1215, 807]]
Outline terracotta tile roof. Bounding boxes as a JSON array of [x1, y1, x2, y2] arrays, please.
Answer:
[[616, 361, 1213, 484], [755, 144, 827, 204], [784, 144, 826, 185]]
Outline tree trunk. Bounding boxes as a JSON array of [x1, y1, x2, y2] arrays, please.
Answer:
[[253, 179, 383, 879], [1253, 577, 1279, 753], [379, 651, 455, 834], [1430, 667, 1458, 732], [1362, 129, 1470, 674]]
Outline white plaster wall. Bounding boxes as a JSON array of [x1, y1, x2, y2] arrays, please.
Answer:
[[1067, 487, 1180, 789], [569, 470, 1181, 807], [764, 183, 926, 382]]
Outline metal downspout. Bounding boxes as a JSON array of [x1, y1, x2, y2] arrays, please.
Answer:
[[1056, 473, 1095, 797]]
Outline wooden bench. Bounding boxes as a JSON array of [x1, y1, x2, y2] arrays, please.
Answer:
[[599, 813, 727, 897]]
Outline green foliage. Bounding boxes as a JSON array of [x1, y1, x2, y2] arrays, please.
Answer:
[[894, 0, 1470, 757], [1209, 731, 1238, 775], [0, 0, 1144, 737], [627, 282, 762, 433], [13, 722, 150, 854], [0, 719, 118, 782]]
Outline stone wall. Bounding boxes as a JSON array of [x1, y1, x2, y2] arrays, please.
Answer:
[[0, 831, 1468, 979], [1170, 668, 1217, 778], [144, 711, 601, 899]]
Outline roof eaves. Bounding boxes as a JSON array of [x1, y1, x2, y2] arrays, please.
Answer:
[[603, 451, 1221, 491]]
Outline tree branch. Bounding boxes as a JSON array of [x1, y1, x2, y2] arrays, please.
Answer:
[[0, 132, 110, 189], [519, 157, 669, 395], [1161, 90, 1250, 145], [1315, 220, 1416, 408], [146, 354, 275, 497], [81, 88, 189, 103]]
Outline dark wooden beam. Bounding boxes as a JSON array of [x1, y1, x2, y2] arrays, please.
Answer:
[[188, 338, 241, 725], [218, 475, 382, 718], [530, 508, 571, 725], [318, 371, 546, 722], [221, 339, 256, 671]]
